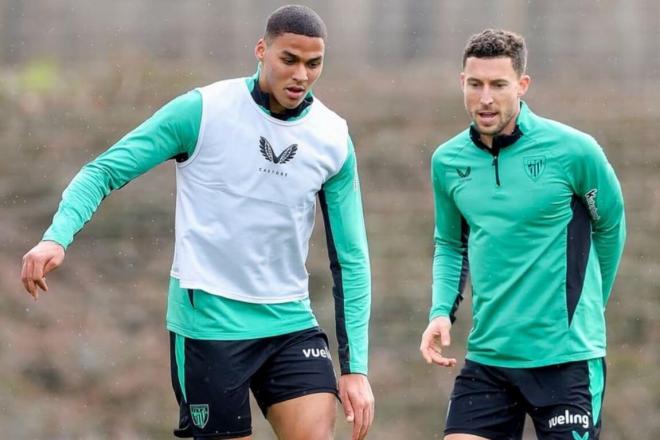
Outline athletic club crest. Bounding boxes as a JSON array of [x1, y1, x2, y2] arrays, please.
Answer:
[[190, 404, 209, 429], [523, 156, 546, 181]]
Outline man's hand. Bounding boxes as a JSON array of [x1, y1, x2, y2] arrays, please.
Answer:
[[420, 316, 457, 367], [338, 373, 375, 440], [21, 241, 65, 300]]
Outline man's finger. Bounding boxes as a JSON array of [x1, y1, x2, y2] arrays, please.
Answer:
[[369, 393, 375, 425], [340, 386, 354, 421], [440, 327, 451, 347], [31, 257, 45, 284], [429, 349, 457, 367], [351, 397, 364, 440], [359, 404, 371, 440], [25, 259, 37, 298], [421, 345, 434, 364], [35, 278, 48, 292], [420, 332, 436, 363], [29, 258, 50, 294], [43, 256, 60, 276], [20, 257, 29, 293]]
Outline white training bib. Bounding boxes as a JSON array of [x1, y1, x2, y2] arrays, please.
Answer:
[[171, 78, 349, 303]]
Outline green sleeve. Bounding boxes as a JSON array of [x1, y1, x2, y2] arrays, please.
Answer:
[[569, 136, 626, 304], [319, 135, 371, 375], [429, 149, 469, 321], [42, 90, 202, 249]]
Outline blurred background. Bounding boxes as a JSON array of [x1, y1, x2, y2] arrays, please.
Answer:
[[1, 1, 658, 439]]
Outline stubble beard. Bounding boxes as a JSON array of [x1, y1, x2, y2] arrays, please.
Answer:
[[472, 108, 516, 138]]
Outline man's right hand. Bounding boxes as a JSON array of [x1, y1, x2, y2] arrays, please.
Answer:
[[21, 241, 65, 300], [419, 316, 457, 367]]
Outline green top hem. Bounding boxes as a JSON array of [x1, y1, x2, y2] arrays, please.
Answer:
[[166, 320, 318, 341], [466, 350, 606, 369]]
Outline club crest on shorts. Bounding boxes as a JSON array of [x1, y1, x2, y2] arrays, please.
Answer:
[[523, 155, 546, 181], [190, 404, 210, 429]]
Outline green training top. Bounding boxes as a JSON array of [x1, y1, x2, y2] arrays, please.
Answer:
[[430, 102, 626, 368], [43, 72, 371, 375]]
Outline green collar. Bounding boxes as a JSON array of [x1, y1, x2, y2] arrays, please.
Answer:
[[244, 67, 314, 121]]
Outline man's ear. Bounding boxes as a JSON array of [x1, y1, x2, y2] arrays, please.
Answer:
[[518, 74, 531, 97], [255, 38, 266, 63]]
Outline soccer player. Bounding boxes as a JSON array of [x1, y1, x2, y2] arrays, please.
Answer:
[[420, 29, 626, 440], [21, 5, 374, 440]]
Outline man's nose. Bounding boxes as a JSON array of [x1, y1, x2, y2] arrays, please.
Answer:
[[480, 88, 493, 105], [292, 63, 308, 82]]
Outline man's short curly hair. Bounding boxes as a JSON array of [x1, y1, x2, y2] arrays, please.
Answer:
[[462, 29, 527, 76], [265, 5, 327, 42]]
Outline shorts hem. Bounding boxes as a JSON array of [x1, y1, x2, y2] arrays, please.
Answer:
[[444, 427, 499, 438], [261, 387, 339, 416], [174, 428, 253, 439]]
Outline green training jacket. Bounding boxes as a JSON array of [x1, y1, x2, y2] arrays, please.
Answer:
[[430, 102, 626, 368]]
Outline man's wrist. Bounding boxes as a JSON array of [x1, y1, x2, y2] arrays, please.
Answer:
[[341, 372, 367, 377], [429, 310, 450, 322], [41, 235, 69, 251]]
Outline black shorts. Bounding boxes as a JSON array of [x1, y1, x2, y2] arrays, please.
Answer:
[[169, 327, 338, 439], [445, 358, 606, 440]]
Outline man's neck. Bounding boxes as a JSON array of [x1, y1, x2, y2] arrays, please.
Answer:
[[479, 134, 495, 149], [470, 124, 523, 154], [479, 108, 521, 148], [251, 74, 313, 121]]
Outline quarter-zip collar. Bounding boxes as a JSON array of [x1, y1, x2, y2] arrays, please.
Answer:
[[470, 120, 523, 156], [245, 66, 314, 121], [468, 101, 531, 187], [469, 100, 533, 155]]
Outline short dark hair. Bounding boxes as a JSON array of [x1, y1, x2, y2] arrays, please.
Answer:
[[265, 5, 327, 42], [462, 29, 527, 76]]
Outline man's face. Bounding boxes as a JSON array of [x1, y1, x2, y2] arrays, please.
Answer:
[[460, 56, 530, 139], [255, 32, 324, 114]]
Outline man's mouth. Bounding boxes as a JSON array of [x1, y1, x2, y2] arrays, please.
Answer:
[[285, 86, 306, 100], [477, 111, 498, 124]]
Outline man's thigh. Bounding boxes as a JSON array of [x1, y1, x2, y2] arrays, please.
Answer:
[[444, 360, 525, 440], [519, 358, 606, 440], [267, 393, 336, 440], [251, 327, 338, 437]]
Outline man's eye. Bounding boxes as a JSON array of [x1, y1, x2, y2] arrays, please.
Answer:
[[282, 58, 295, 65]]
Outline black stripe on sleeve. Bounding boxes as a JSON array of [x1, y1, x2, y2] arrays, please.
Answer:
[[449, 216, 470, 323], [318, 189, 351, 374], [566, 195, 592, 325]]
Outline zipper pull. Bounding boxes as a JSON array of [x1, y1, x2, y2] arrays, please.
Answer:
[[492, 153, 501, 186]]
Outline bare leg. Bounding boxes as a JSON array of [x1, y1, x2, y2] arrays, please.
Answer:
[[266, 392, 336, 440], [193, 437, 251, 440], [445, 434, 491, 440]]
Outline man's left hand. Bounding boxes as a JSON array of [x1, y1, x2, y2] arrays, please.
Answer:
[[338, 373, 375, 440]]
